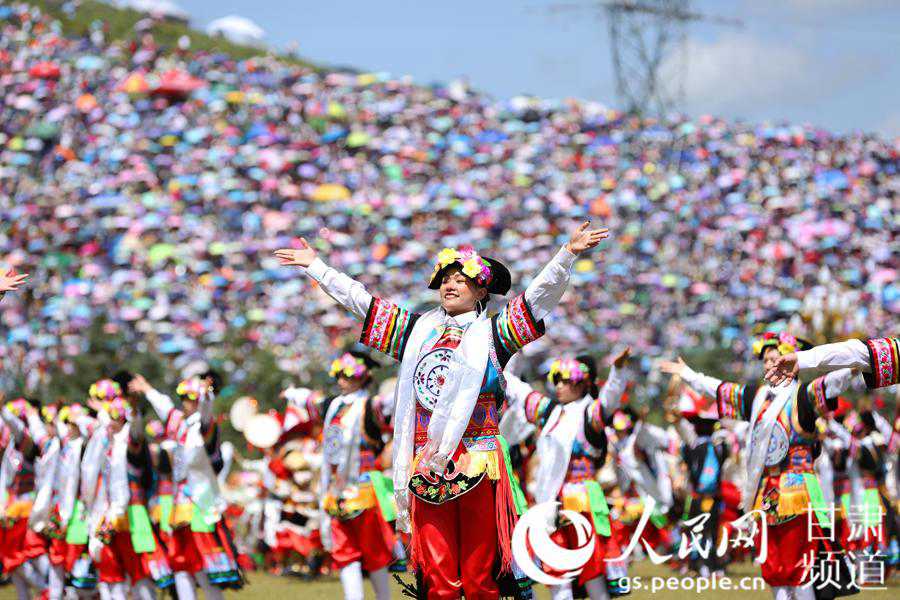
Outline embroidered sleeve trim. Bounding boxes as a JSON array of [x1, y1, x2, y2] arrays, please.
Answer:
[[805, 376, 830, 418], [862, 337, 899, 390], [586, 398, 605, 433], [493, 293, 546, 361], [716, 382, 747, 420], [523, 391, 552, 426], [359, 297, 418, 362]]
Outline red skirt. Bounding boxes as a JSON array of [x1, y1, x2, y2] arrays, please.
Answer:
[[329, 507, 394, 572], [48, 536, 83, 570], [550, 512, 623, 586], [166, 523, 242, 587], [1, 518, 47, 573], [95, 530, 173, 587], [274, 526, 320, 558]]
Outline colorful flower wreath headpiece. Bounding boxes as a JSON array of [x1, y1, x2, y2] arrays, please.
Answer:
[[751, 331, 811, 359], [176, 377, 207, 401], [4, 398, 29, 418], [41, 405, 58, 424], [431, 246, 493, 287], [89, 379, 122, 403], [612, 410, 634, 432], [102, 398, 130, 421], [329, 353, 369, 380], [548, 357, 591, 384], [145, 420, 165, 441], [57, 404, 85, 426]]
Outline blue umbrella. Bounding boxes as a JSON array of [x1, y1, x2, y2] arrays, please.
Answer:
[[75, 55, 105, 70]]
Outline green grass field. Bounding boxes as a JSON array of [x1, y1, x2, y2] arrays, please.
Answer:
[[3, 561, 892, 599], [229, 560, 898, 599]]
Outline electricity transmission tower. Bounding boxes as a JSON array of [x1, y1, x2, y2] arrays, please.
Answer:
[[547, 1, 742, 116]]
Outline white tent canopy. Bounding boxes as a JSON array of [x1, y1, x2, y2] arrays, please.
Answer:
[[206, 15, 266, 46]]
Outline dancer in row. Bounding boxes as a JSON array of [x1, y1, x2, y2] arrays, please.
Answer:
[[502, 349, 630, 600], [661, 332, 865, 600], [292, 351, 397, 600], [276, 221, 609, 599], [128, 373, 244, 599]]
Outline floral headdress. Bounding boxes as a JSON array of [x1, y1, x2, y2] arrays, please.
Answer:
[[4, 398, 29, 418], [57, 404, 85, 426], [548, 357, 591, 384], [431, 246, 493, 287], [90, 379, 122, 403], [145, 419, 165, 441], [329, 353, 369, 380], [41, 404, 58, 424], [176, 377, 207, 401], [102, 398, 130, 421], [752, 331, 810, 359], [612, 410, 634, 432]]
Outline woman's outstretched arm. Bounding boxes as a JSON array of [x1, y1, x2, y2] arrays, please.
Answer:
[[274, 231, 373, 320], [522, 221, 609, 321]]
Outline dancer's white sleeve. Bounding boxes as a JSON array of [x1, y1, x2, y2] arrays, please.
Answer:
[[796, 339, 870, 374], [1, 407, 26, 442], [304, 258, 373, 320], [145, 388, 175, 422], [675, 418, 697, 448], [522, 245, 577, 321], [503, 372, 535, 408], [871, 410, 893, 441], [597, 365, 625, 413], [199, 390, 216, 427], [679, 365, 723, 399], [815, 368, 865, 400], [26, 411, 48, 447]]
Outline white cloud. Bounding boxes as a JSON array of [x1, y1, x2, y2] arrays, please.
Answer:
[[663, 31, 871, 118], [661, 32, 813, 115]]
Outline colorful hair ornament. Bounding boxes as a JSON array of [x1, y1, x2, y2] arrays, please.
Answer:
[[41, 405, 58, 423], [176, 377, 207, 401], [145, 420, 165, 441], [4, 398, 29, 418], [102, 398, 130, 421], [431, 245, 493, 287], [89, 379, 122, 402], [548, 357, 591, 384], [329, 352, 368, 379], [612, 410, 633, 431], [752, 331, 806, 358]]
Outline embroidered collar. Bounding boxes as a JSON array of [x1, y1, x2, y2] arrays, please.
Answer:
[[443, 309, 477, 326]]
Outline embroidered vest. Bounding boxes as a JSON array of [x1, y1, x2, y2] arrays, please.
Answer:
[[408, 323, 504, 505]]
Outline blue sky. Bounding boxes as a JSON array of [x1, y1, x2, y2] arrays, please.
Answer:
[[176, 0, 900, 136]]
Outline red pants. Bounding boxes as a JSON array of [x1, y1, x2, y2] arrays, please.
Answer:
[[0, 519, 47, 573], [550, 513, 622, 586], [412, 479, 499, 600], [757, 516, 829, 587], [330, 507, 394, 571]]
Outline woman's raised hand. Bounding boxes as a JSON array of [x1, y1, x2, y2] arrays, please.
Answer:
[[0, 268, 29, 293], [658, 356, 688, 377], [274, 236, 319, 268], [565, 221, 610, 255]]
